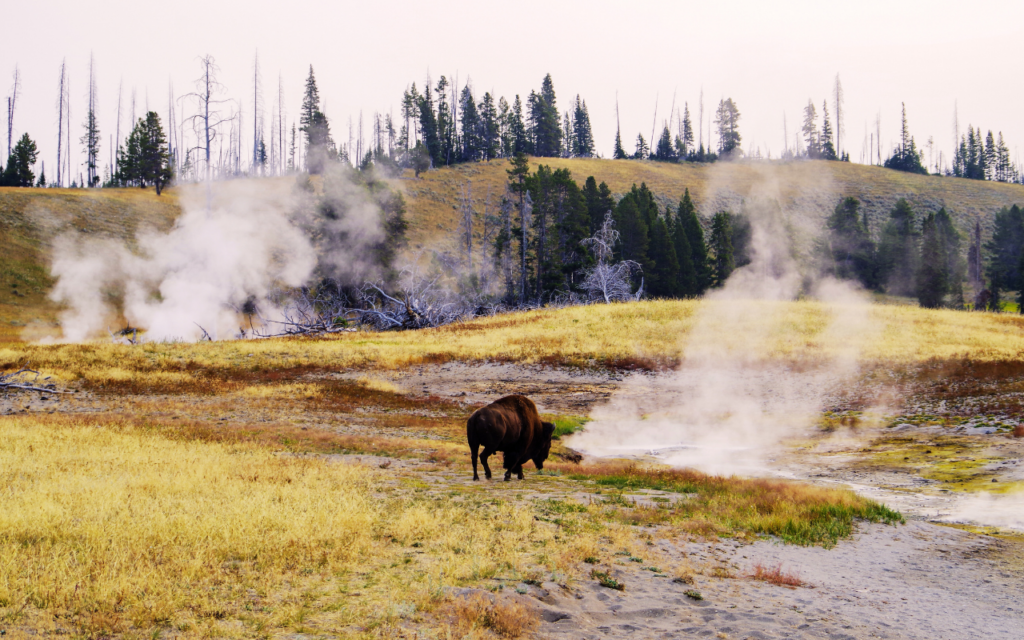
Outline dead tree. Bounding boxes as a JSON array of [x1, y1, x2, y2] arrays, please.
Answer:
[[81, 54, 100, 187], [182, 55, 233, 209], [251, 50, 263, 175], [56, 60, 68, 187], [580, 212, 643, 303], [7, 65, 20, 160], [0, 367, 64, 395]]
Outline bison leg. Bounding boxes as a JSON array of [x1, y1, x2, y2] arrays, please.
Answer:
[[480, 448, 494, 480], [470, 442, 480, 481], [516, 464, 524, 480], [502, 449, 520, 481]]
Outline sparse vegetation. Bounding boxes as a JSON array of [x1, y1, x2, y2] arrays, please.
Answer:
[[750, 562, 804, 587], [591, 569, 625, 591]]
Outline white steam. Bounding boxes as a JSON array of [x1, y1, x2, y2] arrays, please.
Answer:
[[47, 175, 384, 342], [570, 164, 875, 475], [939, 492, 1024, 532]]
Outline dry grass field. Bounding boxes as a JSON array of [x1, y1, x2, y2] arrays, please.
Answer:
[[3, 300, 1024, 395], [0, 297, 958, 639]]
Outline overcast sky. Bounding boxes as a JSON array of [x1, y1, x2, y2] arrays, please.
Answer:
[[3, 0, 1023, 180]]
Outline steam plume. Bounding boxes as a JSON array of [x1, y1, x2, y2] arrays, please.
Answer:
[[570, 165, 874, 474], [47, 173, 384, 342]]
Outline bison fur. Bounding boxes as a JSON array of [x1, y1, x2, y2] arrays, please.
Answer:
[[466, 395, 555, 481]]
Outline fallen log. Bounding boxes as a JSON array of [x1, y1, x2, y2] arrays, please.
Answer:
[[0, 367, 67, 394]]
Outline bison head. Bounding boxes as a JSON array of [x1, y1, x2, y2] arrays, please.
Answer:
[[532, 422, 556, 470]]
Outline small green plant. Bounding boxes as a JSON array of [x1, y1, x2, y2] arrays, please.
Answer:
[[629, 556, 643, 563], [684, 590, 703, 601], [547, 415, 590, 440], [583, 556, 599, 564], [591, 570, 624, 591]]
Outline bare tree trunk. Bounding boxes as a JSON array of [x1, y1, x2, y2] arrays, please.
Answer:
[[252, 50, 261, 174], [7, 65, 19, 159], [649, 92, 658, 156], [57, 60, 66, 187], [698, 86, 704, 152], [833, 74, 844, 158], [115, 80, 123, 178], [277, 75, 283, 175]]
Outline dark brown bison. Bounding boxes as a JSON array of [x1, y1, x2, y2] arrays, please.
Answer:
[[466, 395, 555, 481]]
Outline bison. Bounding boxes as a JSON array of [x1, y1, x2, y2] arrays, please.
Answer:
[[466, 395, 555, 481]]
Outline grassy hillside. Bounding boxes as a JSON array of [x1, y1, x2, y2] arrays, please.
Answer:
[[401, 158, 1024, 256], [3, 160, 1024, 340], [0, 186, 181, 340]]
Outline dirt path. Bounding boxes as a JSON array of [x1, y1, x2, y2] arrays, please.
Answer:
[[523, 521, 1024, 640], [377, 459, 1024, 640]]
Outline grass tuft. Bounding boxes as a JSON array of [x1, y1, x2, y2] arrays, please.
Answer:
[[590, 569, 625, 591], [750, 562, 804, 587], [560, 461, 903, 547]]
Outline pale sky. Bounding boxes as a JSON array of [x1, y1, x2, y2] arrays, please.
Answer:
[[3, 0, 1023, 181]]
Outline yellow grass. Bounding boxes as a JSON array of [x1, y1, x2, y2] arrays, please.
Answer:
[[1, 301, 1024, 394], [0, 415, 579, 638]]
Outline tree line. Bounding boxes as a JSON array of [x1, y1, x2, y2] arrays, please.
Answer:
[[4, 56, 1024, 190], [825, 195, 1024, 310]]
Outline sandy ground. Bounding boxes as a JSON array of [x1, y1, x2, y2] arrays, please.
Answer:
[[513, 521, 1024, 640]]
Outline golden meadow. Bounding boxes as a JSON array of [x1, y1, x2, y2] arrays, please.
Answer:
[[2, 299, 1021, 637]]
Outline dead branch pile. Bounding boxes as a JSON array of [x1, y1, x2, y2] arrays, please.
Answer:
[[347, 277, 504, 331], [0, 367, 64, 394], [246, 285, 356, 337]]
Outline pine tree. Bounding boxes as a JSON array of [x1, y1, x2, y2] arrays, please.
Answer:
[[647, 213, 680, 297], [827, 196, 876, 288], [653, 125, 675, 161], [0, 133, 37, 187], [613, 192, 650, 275], [435, 77, 454, 166], [680, 103, 694, 160], [820, 101, 837, 160], [299, 66, 332, 174], [801, 100, 818, 158], [709, 212, 734, 285], [985, 204, 1024, 304], [509, 95, 530, 155], [613, 128, 627, 159], [633, 134, 649, 159], [670, 217, 695, 296], [884, 104, 927, 175], [507, 153, 532, 302], [116, 112, 172, 194], [572, 96, 594, 157], [984, 131, 997, 181], [917, 213, 948, 308], [877, 198, 920, 295], [479, 92, 499, 160], [583, 176, 615, 234], [677, 189, 710, 293], [417, 85, 440, 167], [714, 99, 742, 158], [935, 208, 965, 306], [633, 184, 659, 230], [530, 74, 561, 157], [459, 84, 481, 162], [80, 56, 100, 187], [496, 97, 512, 157], [561, 111, 575, 159]]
